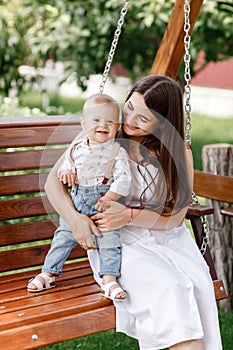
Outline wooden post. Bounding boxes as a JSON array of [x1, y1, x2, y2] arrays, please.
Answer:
[[150, 0, 203, 78], [202, 144, 233, 310]]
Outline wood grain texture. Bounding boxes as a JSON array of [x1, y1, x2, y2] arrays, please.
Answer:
[[151, 0, 203, 78]]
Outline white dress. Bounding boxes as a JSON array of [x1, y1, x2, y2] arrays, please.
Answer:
[[88, 161, 222, 350]]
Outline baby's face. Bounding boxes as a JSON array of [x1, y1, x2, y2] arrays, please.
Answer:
[[81, 104, 120, 143]]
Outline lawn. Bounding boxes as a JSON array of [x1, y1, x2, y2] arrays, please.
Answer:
[[191, 113, 233, 170]]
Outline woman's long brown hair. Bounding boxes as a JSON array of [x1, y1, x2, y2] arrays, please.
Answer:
[[120, 75, 192, 215]]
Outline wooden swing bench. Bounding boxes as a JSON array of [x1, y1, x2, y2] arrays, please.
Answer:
[[0, 115, 228, 349]]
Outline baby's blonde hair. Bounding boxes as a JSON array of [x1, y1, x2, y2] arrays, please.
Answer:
[[83, 93, 119, 118]]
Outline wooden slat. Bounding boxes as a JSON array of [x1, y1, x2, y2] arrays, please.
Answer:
[[151, 0, 203, 78], [0, 261, 93, 296], [0, 305, 115, 350], [214, 280, 228, 301], [0, 244, 86, 272], [0, 148, 66, 172], [0, 124, 81, 148], [220, 207, 233, 217], [194, 170, 233, 203], [0, 220, 58, 246], [0, 257, 90, 288], [0, 293, 110, 331], [0, 173, 48, 195], [0, 115, 81, 127], [0, 196, 55, 220]]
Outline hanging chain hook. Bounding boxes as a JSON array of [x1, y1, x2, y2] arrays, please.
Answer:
[[99, 1, 130, 94], [183, 0, 192, 145], [191, 192, 210, 255]]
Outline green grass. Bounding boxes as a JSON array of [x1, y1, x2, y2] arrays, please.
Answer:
[[19, 91, 85, 114], [191, 113, 233, 170]]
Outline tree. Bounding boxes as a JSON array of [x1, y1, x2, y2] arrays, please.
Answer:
[[0, 0, 34, 93], [0, 0, 232, 94], [191, 0, 233, 74]]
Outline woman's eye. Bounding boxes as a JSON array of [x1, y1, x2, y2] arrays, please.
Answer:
[[140, 115, 148, 123], [108, 120, 114, 124], [93, 118, 100, 123], [128, 101, 133, 110]]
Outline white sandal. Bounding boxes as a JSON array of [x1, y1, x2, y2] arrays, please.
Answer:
[[101, 281, 127, 301], [27, 272, 55, 292]]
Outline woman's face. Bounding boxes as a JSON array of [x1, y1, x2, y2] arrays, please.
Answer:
[[123, 92, 160, 138]]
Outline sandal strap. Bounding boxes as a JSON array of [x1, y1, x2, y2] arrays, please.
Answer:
[[110, 286, 124, 300], [101, 281, 125, 300], [38, 273, 55, 288], [101, 281, 119, 296], [28, 276, 44, 290], [28, 273, 55, 290]]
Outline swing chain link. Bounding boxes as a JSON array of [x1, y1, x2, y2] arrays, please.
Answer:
[[183, 0, 192, 145], [184, 1, 210, 256], [99, 1, 130, 94], [191, 192, 210, 256]]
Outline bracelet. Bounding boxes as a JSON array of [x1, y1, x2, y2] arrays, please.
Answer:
[[128, 206, 133, 225]]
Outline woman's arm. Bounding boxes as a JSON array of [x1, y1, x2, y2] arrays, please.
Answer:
[[92, 147, 194, 231], [91, 201, 188, 231], [45, 152, 101, 250]]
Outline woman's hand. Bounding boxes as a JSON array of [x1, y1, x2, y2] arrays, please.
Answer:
[[91, 201, 131, 231], [71, 213, 102, 250]]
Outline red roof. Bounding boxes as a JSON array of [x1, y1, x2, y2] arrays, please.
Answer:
[[191, 57, 233, 90]]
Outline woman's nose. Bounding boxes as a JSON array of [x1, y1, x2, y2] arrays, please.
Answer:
[[127, 112, 138, 126]]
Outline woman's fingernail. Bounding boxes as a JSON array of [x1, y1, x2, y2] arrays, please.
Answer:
[[98, 198, 103, 202]]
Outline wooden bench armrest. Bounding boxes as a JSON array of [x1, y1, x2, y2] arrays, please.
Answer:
[[220, 207, 233, 218], [187, 204, 214, 217]]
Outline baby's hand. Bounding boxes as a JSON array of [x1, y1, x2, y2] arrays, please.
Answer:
[[95, 198, 111, 212], [59, 170, 77, 186]]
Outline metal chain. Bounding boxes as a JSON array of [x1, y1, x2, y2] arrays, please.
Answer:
[[184, 1, 210, 255], [183, 0, 192, 145], [99, 1, 130, 94], [191, 192, 210, 255]]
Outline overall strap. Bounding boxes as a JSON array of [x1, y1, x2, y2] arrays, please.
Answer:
[[102, 142, 121, 184]]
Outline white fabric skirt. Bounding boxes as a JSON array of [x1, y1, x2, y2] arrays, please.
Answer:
[[88, 223, 222, 350]]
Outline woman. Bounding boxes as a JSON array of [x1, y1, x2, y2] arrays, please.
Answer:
[[45, 75, 222, 350]]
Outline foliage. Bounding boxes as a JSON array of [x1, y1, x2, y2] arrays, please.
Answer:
[[0, 0, 233, 93], [191, 0, 233, 72], [0, 0, 34, 93]]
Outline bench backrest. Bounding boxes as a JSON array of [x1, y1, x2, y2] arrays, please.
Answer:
[[194, 170, 233, 204], [0, 116, 86, 275]]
